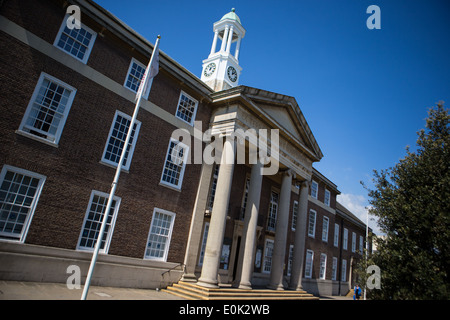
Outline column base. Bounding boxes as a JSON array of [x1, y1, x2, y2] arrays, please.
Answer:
[[287, 285, 303, 291], [238, 281, 252, 290], [267, 283, 285, 291], [180, 273, 198, 283], [196, 277, 219, 289]]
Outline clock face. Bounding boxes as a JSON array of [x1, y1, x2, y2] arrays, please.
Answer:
[[204, 63, 216, 77], [227, 66, 238, 82]]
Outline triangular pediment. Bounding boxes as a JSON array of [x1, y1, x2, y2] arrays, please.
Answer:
[[210, 86, 323, 162], [243, 88, 323, 161]]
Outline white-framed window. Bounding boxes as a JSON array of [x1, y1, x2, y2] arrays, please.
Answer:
[[240, 176, 250, 220], [287, 244, 294, 276], [18, 72, 76, 145], [144, 208, 176, 261], [267, 191, 279, 232], [101, 110, 141, 171], [311, 180, 318, 199], [343, 228, 348, 250], [175, 91, 198, 125], [291, 200, 298, 231], [0, 165, 46, 242], [77, 190, 121, 253], [160, 138, 189, 190], [352, 232, 357, 253], [319, 253, 327, 280], [334, 223, 339, 247], [308, 209, 316, 238], [124, 58, 150, 99], [322, 216, 329, 242], [207, 165, 219, 211], [262, 239, 274, 274], [341, 259, 347, 282], [324, 189, 330, 206], [331, 257, 338, 281], [198, 222, 210, 266], [54, 15, 97, 63], [360, 235, 364, 255], [305, 249, 314, 279]]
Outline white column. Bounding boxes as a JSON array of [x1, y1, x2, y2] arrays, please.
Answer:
[[234, 36, 241, 60], [235, 160, 263, 289], [289, 180, 309, 290], [226, 26, 234, 54], [181, 163, 214, 282], [210, 30, 219, 56], [220, 26, 229, 52], [197, 138, 235, 288], [268, 170, 293, 290]]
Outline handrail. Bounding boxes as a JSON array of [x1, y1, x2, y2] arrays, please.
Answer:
[[161, 263, 185, 277]]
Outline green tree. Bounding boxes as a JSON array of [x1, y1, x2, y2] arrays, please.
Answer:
[[366, 102, 449, 299]]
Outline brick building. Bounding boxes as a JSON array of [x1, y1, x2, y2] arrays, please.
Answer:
[[0, 0, 370, 296]]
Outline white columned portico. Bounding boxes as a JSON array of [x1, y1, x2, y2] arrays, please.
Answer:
[[197, 138, 236, 288], [268, 169, 293, 290], [235, 159, 263, 289], [289, 180, 309, 290]]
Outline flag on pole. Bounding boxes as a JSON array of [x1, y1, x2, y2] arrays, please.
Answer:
[[136, 35, 160, 101]]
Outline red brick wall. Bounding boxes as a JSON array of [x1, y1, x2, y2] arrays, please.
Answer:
[[0, 0, 212, 263]]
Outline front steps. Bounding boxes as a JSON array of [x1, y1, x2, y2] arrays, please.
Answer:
[[163, 281, 319, 300]]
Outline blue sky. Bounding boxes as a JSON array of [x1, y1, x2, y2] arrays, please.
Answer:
[[95, 0, 450, 233]]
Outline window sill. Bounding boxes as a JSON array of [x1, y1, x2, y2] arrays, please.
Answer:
[[158, 181, 182, 192], [15, 130, 59, 148]]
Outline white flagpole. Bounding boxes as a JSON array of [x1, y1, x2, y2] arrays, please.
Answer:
[[81, 36, 161, 300]]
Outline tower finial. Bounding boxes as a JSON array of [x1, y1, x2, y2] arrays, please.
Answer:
[[231, 8, 235, 12]]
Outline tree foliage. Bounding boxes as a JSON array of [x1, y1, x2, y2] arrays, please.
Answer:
[[366, 102, 449, 299]]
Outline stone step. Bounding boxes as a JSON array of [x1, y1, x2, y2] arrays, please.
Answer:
[[163, 281, 319, 300]]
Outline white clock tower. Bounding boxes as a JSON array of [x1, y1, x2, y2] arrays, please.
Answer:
[[201, 8, 246, 91]]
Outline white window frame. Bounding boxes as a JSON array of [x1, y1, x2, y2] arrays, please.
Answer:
[[341, 259, 347, 282], [324, 189, 330, 206], [76, 190, 121, 254], [0, 165, 46, 243], [144, 208, 176, 261], [198, 222, 210, 266], [319, 253, 327, 280], [175, 91, 198, 126], [18, 72, 76, 146], [305, 249, 314, 279], [331, 257, 338, 281], [334, 223, 339, 247], [54, 14, 97, 63], [352, 232, 357, 253], [262, 239, 274, 274], [101, 110, 141, 171], [207, 165, 219, 211], [308, 209, 316, 238], [240, 176, 250, 220], [291, 200, 298, 231], [311, 180, 318, 199], [267, 191, 279, 232], [287, 244, 294, 276], [123, 58, 150, 99], [322, 216, 329, 242], [160, 138, 189, 190], [360, 235, 364, 255], [343, 228, 348, 250]]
